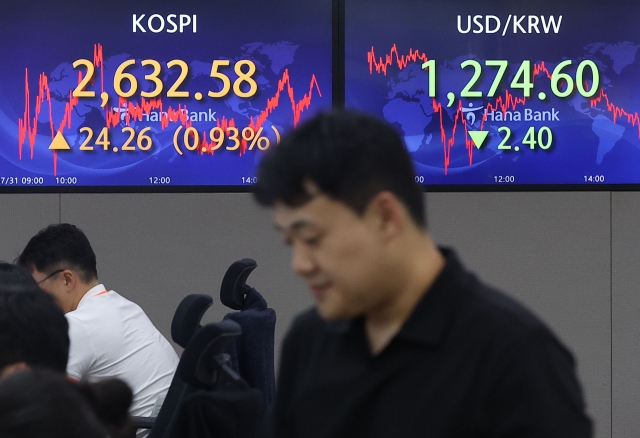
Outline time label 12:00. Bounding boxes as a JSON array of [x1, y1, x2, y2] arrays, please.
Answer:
[[72, 58, 258, 101]]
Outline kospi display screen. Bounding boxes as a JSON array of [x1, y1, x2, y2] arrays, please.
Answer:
[[345, 0, 640, 187], [0, 0, 331, 190]]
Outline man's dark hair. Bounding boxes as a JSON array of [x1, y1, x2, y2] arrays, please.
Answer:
[[0, 369, 134, 438], [17, 223, 98, 283], [254, 109, 426, 227], [0, 263, 37, 288], [0, 284, 69, 373]]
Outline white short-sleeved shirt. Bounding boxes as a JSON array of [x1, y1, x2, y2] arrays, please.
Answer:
[[66, 284, 180, 417]]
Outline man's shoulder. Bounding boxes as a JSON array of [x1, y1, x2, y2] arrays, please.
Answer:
[[457, 276, 569, 357], [67, 289, 151, 333], [434, 249, 558, 345], [466, 280, 544, 330]]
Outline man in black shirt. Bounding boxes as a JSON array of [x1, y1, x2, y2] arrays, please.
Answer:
[[253, 110, 592, 437]]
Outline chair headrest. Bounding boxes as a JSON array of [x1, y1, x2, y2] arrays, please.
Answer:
[[220, 259, 257, 310], [171, 294, 213, 348], [180, 320, 242, 388]]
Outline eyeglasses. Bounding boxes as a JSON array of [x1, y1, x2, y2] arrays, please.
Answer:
[[37, 269, 64, 285]]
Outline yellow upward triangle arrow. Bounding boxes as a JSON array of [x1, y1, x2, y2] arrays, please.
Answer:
[[48, 131, 71, 150]]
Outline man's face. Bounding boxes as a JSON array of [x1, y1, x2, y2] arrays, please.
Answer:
[[30, 269, 71, 313], [0, 362, 28, 380], [275, 193, 390, 321]]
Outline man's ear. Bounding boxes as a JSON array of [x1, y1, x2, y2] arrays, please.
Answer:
[[364, 191, 405, 243], [62, 270, 76, 291], [0, 361, 29, 379]]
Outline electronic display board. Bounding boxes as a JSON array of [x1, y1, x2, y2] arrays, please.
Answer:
[[0, 0, 332, 190], [345, 0, 640, 187]]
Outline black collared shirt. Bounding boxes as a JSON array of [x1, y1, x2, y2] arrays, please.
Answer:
[[270, 248, 592, 438]]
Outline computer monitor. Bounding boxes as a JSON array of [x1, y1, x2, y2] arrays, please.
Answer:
[[345, 0, 640, 189], [0, 0, 332, 191]]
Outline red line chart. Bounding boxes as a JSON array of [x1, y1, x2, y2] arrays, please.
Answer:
[[367, 44, 639, 174], [18, 43, 322, 175]]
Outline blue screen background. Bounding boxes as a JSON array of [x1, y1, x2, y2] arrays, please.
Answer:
[[0, 0, 332, 189]]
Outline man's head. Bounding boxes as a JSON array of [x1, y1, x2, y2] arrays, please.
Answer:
[[17, 224, 99, 313], [0, 369, 134, 438], [0, 263, 37, 288], [254, 109, 430, 321], [254, 109, 425, 227], [0, 284, 69, 378]]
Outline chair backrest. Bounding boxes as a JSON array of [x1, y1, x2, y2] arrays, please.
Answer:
[[180, 321, 243, 389], [146, 294, 213, 438], [163, 321, 262, 438], [220, 259, 276, 413]]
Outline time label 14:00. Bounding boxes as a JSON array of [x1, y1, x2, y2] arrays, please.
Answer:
[[72, 58, 258, 100], [421, 59, 600, 99]]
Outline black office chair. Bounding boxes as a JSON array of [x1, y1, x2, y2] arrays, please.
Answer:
[[163, 321, 262, 438], [131, 294, 213, 435], [220, 259, 276, 413]]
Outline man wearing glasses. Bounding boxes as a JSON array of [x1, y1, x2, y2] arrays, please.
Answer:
[[17, 224, 179, 419]]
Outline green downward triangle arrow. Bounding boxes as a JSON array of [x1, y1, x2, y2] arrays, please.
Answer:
[[468, 131, 489, 150]]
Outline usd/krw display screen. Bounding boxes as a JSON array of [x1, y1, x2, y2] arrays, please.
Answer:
[[0, 0, 331, 190], [345, 0, 640, 187]]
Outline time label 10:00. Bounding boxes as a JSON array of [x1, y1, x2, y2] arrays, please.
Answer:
[[421, 59, 599, 99], [72, 59, 257, 100]]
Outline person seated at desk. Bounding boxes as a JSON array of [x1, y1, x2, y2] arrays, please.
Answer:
[[0, 368, 134, 438], [0, 262, 38, 288], [17, 223, 179, 417], [0, 277, 69, 379], [253, 109, 592, 438]]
